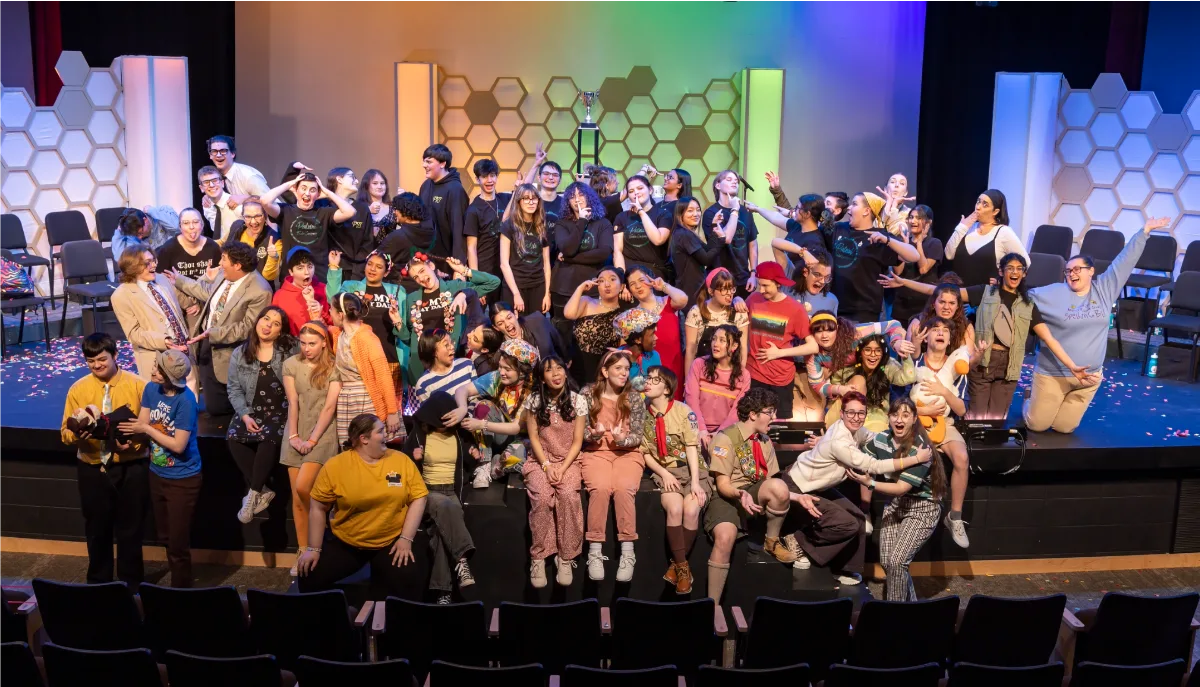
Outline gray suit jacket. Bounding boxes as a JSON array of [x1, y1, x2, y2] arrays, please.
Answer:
[[174, 269, 272, 383]]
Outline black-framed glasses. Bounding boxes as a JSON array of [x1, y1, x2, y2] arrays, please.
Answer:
[[243, 213, 265, 221], [843, 409, 867, 419], [208, 148, 230, 156], [199, 178, 223, 188], [645, 375, 664, 386], [1063, 265, 1092, 277]]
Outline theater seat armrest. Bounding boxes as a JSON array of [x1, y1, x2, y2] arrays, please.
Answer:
[[730, 606, 748, 634], [353, 600, 374, 628], [1056, 608, 1084, 673], [549, 677, 560, 687], [489, 608, 499, 637], [15, 595, 37, 615], [423, 674, 431, 687], [678, 677, 687, 687], [713, 605, 728, 637], [601, 607, 611, 634], [1061, 608, 1084, 631], [371, 601, 386, 634]]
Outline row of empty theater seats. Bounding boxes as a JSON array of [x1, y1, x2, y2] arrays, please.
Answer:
[[2, 579, 1197, 686]]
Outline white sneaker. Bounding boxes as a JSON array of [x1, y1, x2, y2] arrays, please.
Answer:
[[237, 490, 258, 524], [616, 551, 636, 583], [783, 535, 810, 569], [554, 556, 575, 586], [944, 514, 970, 548], [254, 486, 275, 514], [472, 465, 492, 489], [530, 559, 547, 588], [835, 571, 862, 586], [586, 551, 608, 581], [864, 519, 873, 536]]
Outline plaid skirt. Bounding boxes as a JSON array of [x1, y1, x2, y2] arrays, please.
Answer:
[[336, 380, 402, 448]]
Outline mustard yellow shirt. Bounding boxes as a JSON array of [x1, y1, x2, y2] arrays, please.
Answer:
[[60, 370, 147, 464], [310, 448, 428, 549]]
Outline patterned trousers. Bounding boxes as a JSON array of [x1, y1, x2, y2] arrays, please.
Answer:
[[878, 495, 941, 602]]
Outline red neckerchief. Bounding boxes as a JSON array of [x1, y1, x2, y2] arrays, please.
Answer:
[[652, 400, 673, 458], [751, 432, 769, 480]]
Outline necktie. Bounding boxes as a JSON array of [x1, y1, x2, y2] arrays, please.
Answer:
[[100, 383, 113, 466], [212, 281, 234, 325], [213, 204, 223, 241], [653, 401, 673, 459], [147, 282, 187, 343]]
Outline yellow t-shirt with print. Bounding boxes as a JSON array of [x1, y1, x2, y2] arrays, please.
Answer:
[[310, 449, 429, 549]]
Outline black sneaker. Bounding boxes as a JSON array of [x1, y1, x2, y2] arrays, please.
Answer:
[[455, 559, 476, 588], [436, 593, 452, 605]]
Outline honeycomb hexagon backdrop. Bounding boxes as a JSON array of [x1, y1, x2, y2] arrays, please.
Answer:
[[1051, 74, 1200, 263], [0, 51, 128, 295], [437, 66, 740, 206]]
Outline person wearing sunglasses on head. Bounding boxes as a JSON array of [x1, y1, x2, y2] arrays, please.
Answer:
[[204, 135, 268, 210]]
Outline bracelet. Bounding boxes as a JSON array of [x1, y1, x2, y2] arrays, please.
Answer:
[[483, 420, 489, 432], [399, 535, 414, 543], [304, 546, 321, 553], [289, 433, 300, 440]]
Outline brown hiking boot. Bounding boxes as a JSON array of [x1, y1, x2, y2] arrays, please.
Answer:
[[764, 536, 798, 564], [663, 560, 678, 584], [674, 561, 693, 594]]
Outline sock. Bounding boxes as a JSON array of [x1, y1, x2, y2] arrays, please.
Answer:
[[666, 525, 687, 564], [949, 511, 962, 521], [682, 527, 698, 555], [620, 541, 634, 554], [707, 561, 730, 602], [589, 542, 602, 555], [765, 506, 788, 540]]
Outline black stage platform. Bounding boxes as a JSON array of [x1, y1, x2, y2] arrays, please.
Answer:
[[4, 336, 1199, 608]]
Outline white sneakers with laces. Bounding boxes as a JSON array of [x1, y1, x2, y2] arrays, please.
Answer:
[[530, 559, 547, 588], [945, 513, 970, 548], [616, 551, 637, 583], [555, 556, 576, 586], [586, 551, 608, 581], [783, 535, 810, 570]]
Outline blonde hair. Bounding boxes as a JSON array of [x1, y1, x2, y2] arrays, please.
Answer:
[[117, 244, 152, 284], [298, 321, 336, 389]]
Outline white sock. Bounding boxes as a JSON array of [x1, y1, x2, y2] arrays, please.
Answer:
[[589, 543, 602, 555], [620, 541, 634, 554]]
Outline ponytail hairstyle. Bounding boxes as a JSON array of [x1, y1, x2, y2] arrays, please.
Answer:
[[332, 291, 366, 323], [702, 323, 744, 390], [796, 193, 825, 226], [298, 321, 336, 390], [585, 164, 614, 199], [695, 267, 735, 323], [534, 355, 578, 428], [887, 396, 946, 501], [343, 413, 382, 451], [589, 349, 634, 428], [476, 326, 504, 369]]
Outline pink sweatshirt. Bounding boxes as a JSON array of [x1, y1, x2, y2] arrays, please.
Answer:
[[684, 357, 750, 433]]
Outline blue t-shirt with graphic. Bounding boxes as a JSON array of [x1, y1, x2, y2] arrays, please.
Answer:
[[141, 384, 201, 479]]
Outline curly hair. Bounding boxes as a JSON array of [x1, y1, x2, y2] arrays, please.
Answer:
[[702, 324, 744, 390], [849, 333, 891, 410], [511, 183, 547, 242], [736, 386, 779, 422], [918, 284, 969, 350], [560, 181, 607, 222], [588, 350, 634, 428], [533, 356, 577, 428], [811, 310, 858, 374], [390, 191, 427, 223]]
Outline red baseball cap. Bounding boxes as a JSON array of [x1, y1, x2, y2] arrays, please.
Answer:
[[754, 261, 795, 287]]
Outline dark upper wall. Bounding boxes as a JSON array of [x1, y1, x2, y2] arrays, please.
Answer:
[[1141, 1, 1200, 113]]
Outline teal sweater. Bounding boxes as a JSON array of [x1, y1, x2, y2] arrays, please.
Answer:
[[326, 267, 410, 373], [402, 269, 500, 384]]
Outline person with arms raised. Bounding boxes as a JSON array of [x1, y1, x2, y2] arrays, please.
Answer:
[[317, 167, 374, 281], [204, 135, 268, 205], [400, 252, 500, 384], [564, 266, 627, 384], [702, 171, 759, 298], [260, 170, 357, 283]]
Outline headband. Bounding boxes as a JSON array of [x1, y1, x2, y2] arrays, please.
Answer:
[[368, 250, 394, 275], [299, 321, 330, 339], [809, 313, 837, 327], [499, 337, 540, 367], [705, 267, 732, 291], [599, 347, 633, 367]]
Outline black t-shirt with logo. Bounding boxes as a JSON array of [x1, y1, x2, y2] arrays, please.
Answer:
[[500, 220, 549, 285], [826, 222, 900, 320], [413, 287, 455, 339], [156, 237, 222, 280], [463, 192, 511, 277], [542, 194, 564, 256], [362, 284, 399, 364], [782, 220, 828, 281], [318, 198, 374, 281], [701, 203, 759, 287], [277, 203, 338, 281], [614, 205, 671, 272], [893, 235, 945, 323]]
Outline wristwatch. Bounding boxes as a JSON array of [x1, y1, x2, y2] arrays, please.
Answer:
[[867, 479, 877, 491]]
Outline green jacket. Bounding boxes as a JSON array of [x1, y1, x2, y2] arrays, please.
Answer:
[[975, 285, 1034, 381], [402, 269, 500, 384], [829, 357, 916, 431], [326, 267, 410, 374]]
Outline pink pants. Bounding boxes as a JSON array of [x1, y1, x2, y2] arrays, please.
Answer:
[[580, 450, 645, 542], [523, 459, 584, 560]]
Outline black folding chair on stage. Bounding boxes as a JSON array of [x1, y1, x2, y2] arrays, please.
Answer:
[[44, 210, 92, 310], [1029, 224, 1073, 260]]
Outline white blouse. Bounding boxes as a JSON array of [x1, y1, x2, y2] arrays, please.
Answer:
[[944, 222, 1029, 268]]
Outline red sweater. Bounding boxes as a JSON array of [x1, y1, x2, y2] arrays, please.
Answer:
[[272, 276, 332, 335]]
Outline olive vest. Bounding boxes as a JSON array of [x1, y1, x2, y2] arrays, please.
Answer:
[[975, 285, 1033, 381]]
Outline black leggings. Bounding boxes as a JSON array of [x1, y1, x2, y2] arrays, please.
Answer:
[[298, 531, 431, 601], [227, 439, 279, 492]]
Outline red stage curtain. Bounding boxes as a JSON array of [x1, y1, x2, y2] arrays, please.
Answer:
[[30, 0, 62, 106]]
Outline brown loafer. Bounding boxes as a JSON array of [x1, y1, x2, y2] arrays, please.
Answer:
[[663, 560, 678, 585], [764, 536, 798, 564], [674, 561, 693, 595]]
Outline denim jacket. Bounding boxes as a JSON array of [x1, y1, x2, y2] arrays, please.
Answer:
[[227, 340, 300, 419]]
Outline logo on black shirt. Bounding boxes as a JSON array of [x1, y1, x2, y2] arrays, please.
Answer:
[[624, 220, 650, 248], [832, 233, 861, 270], [515, 231, 542, 265], [290, 215, 322, 246]]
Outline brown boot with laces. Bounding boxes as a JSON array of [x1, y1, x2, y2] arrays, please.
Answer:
[[764, 536, 798, 564], [674, 561, 693, 594], [663, 560, 678, 585]]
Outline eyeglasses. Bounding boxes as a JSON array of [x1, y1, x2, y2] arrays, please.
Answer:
[[1003, 266, 1026, 274], [645, 376, 664, 386], [1063, 265, 1092, 277], [843, 410, 868, 419], [208, 148, 230, 157], [755, 408, 778, 418], [713, 286, 735, 294], [807, 273, 832, 285], [243, 213, 265, 221], [199, 178, 223, 188], [540, 171, 561, 178]]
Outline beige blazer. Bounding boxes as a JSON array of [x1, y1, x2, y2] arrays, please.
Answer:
[[111, 275, 198, 393], [173, 269, 272, 384]]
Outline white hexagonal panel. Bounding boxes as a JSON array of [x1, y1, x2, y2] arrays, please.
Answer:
[[1174, 215, 1200, 252], [1114, 170, 1151, 207], [1059, 130, 1094, 165], [1178, 176, 1200, 213], [61, 168, 96, 204], [54, 89, 92, 128], [55, 51, 90, 87], [1117, 132, 1153, 168], [1111, 208, 1146, 239], [1147, 153, 1185, 191], [1143, 191, 1180, 222], [91, 184, 125, 209], [29, 150, 65, 186], [84, 70, 118, 108], [2, 131, 35, 168], [31, 189, 68, 222], [1086, 149, 1121, 185], [1121, 92, 1160, 131], [59, 130, 92, 165], [1185, 92, 1200, 133], [89, 147, 121, 183], [1, 170, 37, 207], [1184, 137, 1200, 173], [1052, 203, 1088, 234], [1, 89, 34, 129], [28, 110, 64, 148], [1083, 187, 1119, 224], [1089, 112, 1124, 148], [113, 94, 124, 123], [86, 110, 120, 146], [1062, 91, 1095, 128]]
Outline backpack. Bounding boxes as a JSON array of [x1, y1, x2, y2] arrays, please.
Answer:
[[0, 258, 36, 297]]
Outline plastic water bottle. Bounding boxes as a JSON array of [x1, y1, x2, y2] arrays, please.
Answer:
[[1109, 311, 1115, 329], [1148, 351, 1159, 378]]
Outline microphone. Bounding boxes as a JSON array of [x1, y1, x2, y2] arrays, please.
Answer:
[[735, 174, 756, 193]]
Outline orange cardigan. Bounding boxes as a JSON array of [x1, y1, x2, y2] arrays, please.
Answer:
[[331, 324, 399, 418]]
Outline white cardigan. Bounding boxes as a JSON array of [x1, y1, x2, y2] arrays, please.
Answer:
[[944, 222, 1029, 268], [786, 420, 902, 494]]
